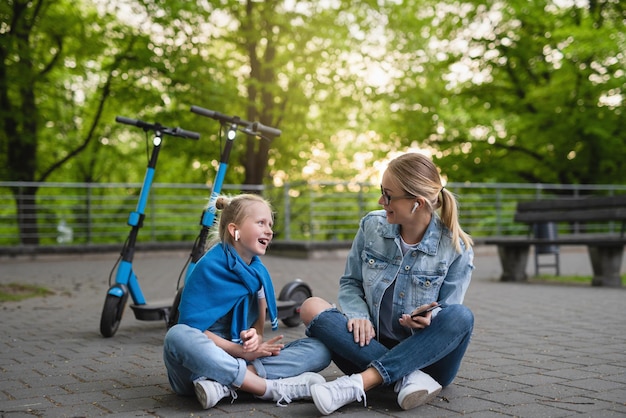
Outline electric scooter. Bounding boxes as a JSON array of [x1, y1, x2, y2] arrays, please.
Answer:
[[167, 105, 312, 329], [100, 116, 200, 338]]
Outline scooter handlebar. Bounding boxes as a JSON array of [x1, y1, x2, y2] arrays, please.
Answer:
[[115, 116, 148, 128], [190, 106, 236, 124], [190, 105, 281, 138], [171, 127, 201, 140], [115, 116, 200, 140], [252, 121, 282, 138]]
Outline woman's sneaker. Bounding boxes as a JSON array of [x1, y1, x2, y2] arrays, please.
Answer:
[[266, 372, 326, 406], [310, 374, 366, 415], [394, 370, 442, 410], [193, 378, 237, 409]]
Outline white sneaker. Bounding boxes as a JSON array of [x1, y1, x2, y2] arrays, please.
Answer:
[[193, 378, 237, 409], [395, 370, 442, 410], [310, 374, 366, 415], [268, 372, 326, 406]]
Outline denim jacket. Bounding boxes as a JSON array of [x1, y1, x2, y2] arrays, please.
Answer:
[[338, 210, 474, 336]]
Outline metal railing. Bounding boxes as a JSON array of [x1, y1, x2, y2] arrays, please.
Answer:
[[2, 181, 626, 248]]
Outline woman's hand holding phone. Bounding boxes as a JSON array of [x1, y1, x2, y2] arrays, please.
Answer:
[[410, 302, 440, 319], [399, 302, 440, 329]]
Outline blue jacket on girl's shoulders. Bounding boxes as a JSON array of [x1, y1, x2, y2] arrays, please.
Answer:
[[178, 243, 278, 342]]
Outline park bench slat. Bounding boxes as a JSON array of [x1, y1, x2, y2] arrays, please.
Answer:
[[514, 207, 626, 224], [486, 235, 626, 246], [487, 195, 626, 287], [516, 195, 626, 211]]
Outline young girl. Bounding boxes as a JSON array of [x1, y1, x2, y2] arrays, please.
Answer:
[[163, 194, 331, 409], [301, 153, 475, 415]]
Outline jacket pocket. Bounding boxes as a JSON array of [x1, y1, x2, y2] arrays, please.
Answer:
[[410, 272, 444, 307], [361, 250, 391, 284]]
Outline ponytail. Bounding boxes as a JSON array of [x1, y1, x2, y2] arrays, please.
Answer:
[[439, 188, 473, 253]]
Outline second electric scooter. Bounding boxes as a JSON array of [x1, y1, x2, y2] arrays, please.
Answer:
[[167, 105, 313, 329]]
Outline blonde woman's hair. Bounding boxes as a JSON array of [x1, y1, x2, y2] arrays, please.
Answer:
[[206, 194, 273, 249], [386, 153, 473, 252]]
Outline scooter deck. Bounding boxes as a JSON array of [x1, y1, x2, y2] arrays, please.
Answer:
[[130, 300, 172, 321]]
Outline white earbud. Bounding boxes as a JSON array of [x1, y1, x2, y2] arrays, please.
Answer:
[[234, 230, 240, 241], [411, 201, 420, 214]]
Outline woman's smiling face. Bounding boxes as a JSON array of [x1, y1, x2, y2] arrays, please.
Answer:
[[380, 171, 416, 224]]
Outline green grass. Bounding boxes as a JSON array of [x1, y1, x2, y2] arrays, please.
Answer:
[[531, 274, 626, 286], [0, 283, 54, 302]]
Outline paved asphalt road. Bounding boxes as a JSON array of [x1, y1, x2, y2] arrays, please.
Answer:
[[1, 245, 625, 417]]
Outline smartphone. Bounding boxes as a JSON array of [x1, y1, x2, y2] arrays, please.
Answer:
[[410, 304, 440, 319]]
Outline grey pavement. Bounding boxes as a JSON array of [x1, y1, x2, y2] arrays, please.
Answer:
[[1, 245, 625, 417]]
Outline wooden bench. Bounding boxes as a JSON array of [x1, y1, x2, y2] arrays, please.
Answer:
[[484, 195, 626, 287]]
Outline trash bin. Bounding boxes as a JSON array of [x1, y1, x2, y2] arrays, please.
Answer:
[[533, 222, 559, 276]]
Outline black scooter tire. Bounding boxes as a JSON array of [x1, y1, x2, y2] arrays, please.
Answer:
[[167, 288, 183, 329], [100, 293, 126, 337], [280, 282, 312, 327]]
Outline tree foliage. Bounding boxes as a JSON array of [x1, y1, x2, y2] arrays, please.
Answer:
[[1, 0, 625, 245], [379, 0, 625, 185]]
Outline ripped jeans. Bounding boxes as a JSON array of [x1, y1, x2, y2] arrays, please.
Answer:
[[305, 304, 473, 386]]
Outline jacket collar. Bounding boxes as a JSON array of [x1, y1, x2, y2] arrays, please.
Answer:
[[382, 214, 443, 256]]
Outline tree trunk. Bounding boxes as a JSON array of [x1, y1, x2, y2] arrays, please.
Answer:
[[240, 0, 278, 192], [12, 185, 40, 245]]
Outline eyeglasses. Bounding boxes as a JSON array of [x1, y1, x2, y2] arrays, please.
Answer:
[[380, 185, 415, 206]]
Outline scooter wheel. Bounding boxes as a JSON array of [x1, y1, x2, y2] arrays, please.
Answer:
[[100, 293, 126, 338], [279, 280, 312, 327], [167, 288, 184, 329]]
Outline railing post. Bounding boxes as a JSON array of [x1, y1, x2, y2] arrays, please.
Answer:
[[573, 186, 580, 233], [86, 184, 92, 244], [150, 187, 156, 242], [283, 182, 291, 240], [358, 183, 365, 218], [309, 182, 314, 241], [495, 187, 502, 235]]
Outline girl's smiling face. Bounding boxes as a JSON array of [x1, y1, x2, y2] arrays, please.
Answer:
[[230, 201, 274, 264]]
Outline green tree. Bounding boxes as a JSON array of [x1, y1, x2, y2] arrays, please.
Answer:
[[0, 0, 223, 244], [0, 0, 115, 243], [380, 0, 626, 185], [202, 1, 388, 188], [6, 0, 624, 247], [1, 0, 386, 244]]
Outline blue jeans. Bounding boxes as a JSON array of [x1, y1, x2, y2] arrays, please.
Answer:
[[163, 324, 332, 396], [305, 304, 473, 386]]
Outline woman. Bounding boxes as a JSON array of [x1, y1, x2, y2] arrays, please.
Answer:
[[163, 194, 331, 410], [301, 153, 475, 415]]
